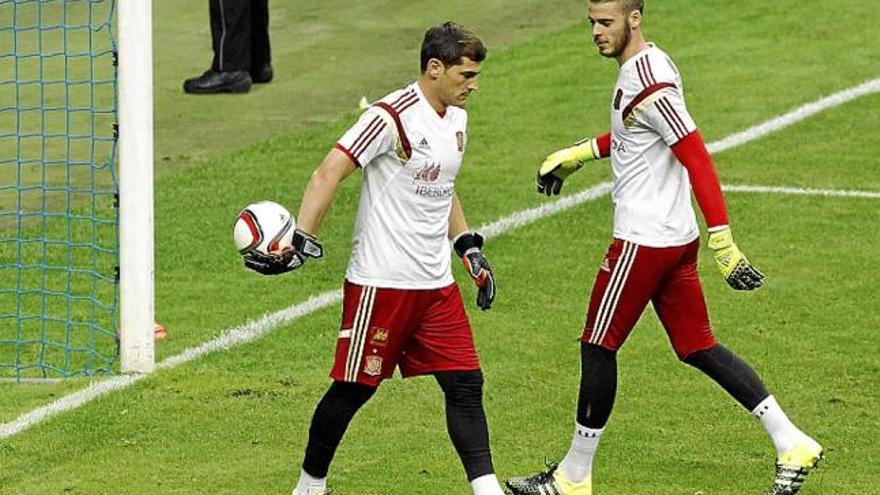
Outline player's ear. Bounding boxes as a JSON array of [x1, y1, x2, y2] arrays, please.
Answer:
[[628, 9, 642, 29], [426, 58, 444, 79]]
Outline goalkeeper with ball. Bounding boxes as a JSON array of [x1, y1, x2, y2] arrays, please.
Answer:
[[243, 22, 506, 495], [506, 1, 822, 495]]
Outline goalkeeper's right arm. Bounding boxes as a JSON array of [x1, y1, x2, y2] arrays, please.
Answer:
[[536, 132, 611, 195], [296, 147, 358, 235]]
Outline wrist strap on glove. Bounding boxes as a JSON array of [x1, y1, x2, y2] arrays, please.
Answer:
[[453, 231, 485, 258], [293, 229, 324, 259]]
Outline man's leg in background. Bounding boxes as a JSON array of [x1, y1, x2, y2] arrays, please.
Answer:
[[184, 0, 252, 93], [249, 0, 273, 83]]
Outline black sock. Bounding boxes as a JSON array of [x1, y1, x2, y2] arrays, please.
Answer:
[[435, 370, 495, 481], [577, 343, 618, 429], [684, 343, 770, 411], [301, 381, 376, 478]]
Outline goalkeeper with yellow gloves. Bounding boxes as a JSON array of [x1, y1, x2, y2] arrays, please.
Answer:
[[506, 1, 822, 495]]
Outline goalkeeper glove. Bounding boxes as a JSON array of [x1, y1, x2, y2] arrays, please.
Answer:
[[536, 137, 600, 196], [243, 229, 324, 276], [707, 227, 765, 290], [453, 232, 496, 310]]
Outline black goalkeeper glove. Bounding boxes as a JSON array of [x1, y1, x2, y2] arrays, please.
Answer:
[[243, 229, 324, 276], [453, 232, 496, 311]]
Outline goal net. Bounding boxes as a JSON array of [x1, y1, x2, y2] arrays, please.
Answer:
[[0, 0, 119, 379]]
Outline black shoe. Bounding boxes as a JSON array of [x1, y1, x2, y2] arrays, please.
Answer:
[[250, 64, 273, 84], [183, 70, 251, 94]]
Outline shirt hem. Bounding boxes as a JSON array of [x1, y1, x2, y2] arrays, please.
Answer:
[[345, 274, 455, 290], [613, 230, 700, 248]]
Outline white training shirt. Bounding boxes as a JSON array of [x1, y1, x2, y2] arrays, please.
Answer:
[[335, 82, 468, 289], [609, 43, 700, 248]]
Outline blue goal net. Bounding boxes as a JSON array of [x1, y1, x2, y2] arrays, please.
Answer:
[[0, 0, 119, 379]]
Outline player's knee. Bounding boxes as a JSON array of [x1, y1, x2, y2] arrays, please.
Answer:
[[679, 342, 720, 363], [581, 342, 617, 365], [435, 370, 484, 406], [323, 380, 377, 413]]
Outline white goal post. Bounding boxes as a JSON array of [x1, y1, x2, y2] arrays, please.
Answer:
[[117, 0, 155, 373]]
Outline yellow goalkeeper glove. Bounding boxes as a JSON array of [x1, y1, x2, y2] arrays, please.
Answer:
[[707, 227, 765, 290], [536, 138, 599, 196]]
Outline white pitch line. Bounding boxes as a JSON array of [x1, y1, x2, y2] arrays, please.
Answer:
[[158, 291, 343, 370], [482, 182, 614, 238], [708, 78, 880, 154], [723, 184, 880, 199], [2, 77, 879, 441]]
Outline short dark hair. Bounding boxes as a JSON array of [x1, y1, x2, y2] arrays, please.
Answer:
[[589, 0, 644, 14], [420, 22, 486, 72]]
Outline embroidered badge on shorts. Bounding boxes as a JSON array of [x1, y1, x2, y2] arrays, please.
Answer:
[[364, 355, 383, 376]]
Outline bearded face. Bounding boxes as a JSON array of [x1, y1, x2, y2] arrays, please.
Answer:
[[588, 2, 637, 59]]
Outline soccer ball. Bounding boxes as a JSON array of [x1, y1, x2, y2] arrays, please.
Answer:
[[233, 201, 295, 255]]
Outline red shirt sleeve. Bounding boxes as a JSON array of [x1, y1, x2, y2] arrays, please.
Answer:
[[671, 131, 729, 229], [595, 132, 611, 158]]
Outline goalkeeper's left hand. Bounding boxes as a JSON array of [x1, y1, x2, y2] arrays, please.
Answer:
[[707, 227, 765, 290], [243, 229, 324, 276], [453, 232, 496, 310], [536, 138, 599, 196]]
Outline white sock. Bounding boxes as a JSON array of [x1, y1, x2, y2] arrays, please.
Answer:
[[752, 395, 806, 454], [293, 468, 327, 495], [470, 474, 506, 495], [558, 423, 603, 483]]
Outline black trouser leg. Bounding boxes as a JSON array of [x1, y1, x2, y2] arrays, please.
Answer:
[[684, 343, 770, 411], [209, 0, 252, 72], [249, 0, 271, 70], [576, 343, 618, 429], [435, 370, 495, 481], [301, 381, 377, 478]]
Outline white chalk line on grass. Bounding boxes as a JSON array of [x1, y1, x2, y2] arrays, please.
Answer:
[[723, 184, 880, 199], [707, 78, 880, 155], [2, 77, 879, 441]]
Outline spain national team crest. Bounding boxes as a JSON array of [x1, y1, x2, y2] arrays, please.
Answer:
[[363, 355, 383, 376], [456, 131, 464, 152]]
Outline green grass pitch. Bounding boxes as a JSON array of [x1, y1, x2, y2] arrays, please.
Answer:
[[1, 0, 879, 493]]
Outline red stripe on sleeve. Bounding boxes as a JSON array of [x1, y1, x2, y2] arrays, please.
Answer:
[[352, 121, 386, 158], [621, 82, 676, 121], [373, 102, 412, 160], [671, 131, 729, 228], [656, 98, 685, 140], [334, 143, 361, 168], [596, 132, 611, 158]]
